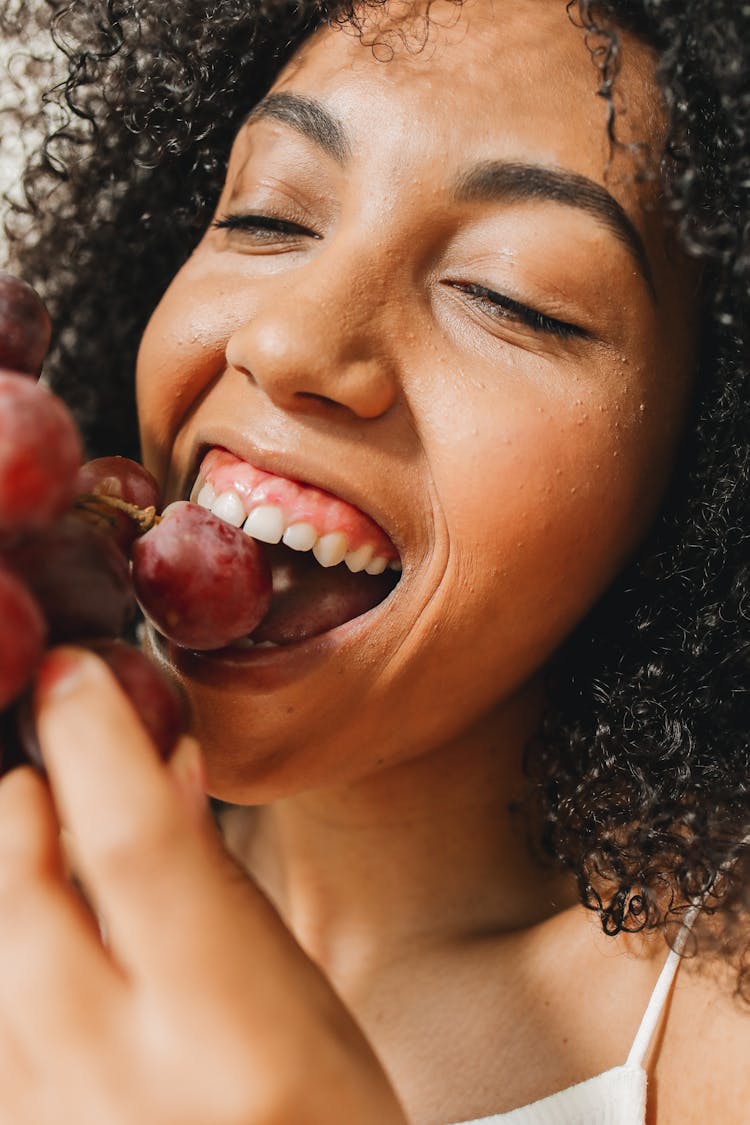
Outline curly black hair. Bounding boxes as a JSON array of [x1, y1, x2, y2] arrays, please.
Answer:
[[2, 0, 748, 994]]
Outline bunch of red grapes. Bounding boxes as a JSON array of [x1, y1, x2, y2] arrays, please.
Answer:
[[0, 272, 272, 775]]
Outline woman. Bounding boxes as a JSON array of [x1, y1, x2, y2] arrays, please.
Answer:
[[0, 0, 748, 1121]]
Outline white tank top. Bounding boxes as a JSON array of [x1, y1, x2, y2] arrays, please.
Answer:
[[450, 912, 697, 1125]]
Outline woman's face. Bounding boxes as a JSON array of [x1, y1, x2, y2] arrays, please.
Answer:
[[137, 0, 698, 802]]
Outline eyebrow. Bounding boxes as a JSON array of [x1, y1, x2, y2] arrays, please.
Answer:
[[245, 92, 656, 300], [454, 162, 656, 299], [245, 92, 351, 164]]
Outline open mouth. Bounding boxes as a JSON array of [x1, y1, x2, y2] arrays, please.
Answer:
[[188, 448, 402, 647]]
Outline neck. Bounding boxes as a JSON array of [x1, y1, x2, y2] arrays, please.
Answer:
[[223, 679, 575, 992]]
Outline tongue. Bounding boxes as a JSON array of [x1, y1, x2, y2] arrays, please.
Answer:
[[250, 544, 398, 645]]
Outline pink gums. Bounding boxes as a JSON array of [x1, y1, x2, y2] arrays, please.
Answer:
[[197, 449, 398, 559]]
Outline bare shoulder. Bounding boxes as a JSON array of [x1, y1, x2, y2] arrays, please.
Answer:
[[649, 945, 750, 1124]]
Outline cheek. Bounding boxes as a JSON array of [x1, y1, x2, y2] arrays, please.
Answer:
[[135, 262, 240, 482], [430, 374, 671, 665]]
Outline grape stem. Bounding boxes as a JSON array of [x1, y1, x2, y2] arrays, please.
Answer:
[[74, 493, 161, 533]]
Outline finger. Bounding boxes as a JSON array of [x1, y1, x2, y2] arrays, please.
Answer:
[[34, 648, 306, 998], [58, 734, 206, 897], [0, 1034, 35, 1125], [0, 767, 122, 1054], [34, 648, 234, 975]]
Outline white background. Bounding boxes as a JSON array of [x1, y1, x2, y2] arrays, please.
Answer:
[[0, 15, 59, 266]]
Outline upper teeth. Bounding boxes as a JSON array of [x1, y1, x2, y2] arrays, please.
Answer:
[[193, 483, 399, 574], [243, 505, 285, 543], [282, 522, 318, 551]]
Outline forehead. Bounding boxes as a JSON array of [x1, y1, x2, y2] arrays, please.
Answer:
[[271, 0, 664, 192]]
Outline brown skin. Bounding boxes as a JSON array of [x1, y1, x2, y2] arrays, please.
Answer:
[[133, 0, 744, 1120], [139, 2, 694, 797], [0, 5, 746, 1125]]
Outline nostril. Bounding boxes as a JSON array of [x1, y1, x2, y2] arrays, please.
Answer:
[[296, 391, 344, 409], [226, 356, 253, 381], [225, 335, 255, 381]]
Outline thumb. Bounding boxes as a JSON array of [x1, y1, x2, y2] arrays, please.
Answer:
[[34, 647, 213, 972], [34, 647, 286, 990]]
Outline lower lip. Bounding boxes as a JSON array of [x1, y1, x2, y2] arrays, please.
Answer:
[[147, 590, 395, 692]]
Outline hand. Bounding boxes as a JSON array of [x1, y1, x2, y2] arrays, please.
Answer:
[[0, 648, 408, 1125]]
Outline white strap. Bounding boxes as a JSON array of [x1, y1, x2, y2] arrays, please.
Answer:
[[626, 902, 701, 1068]]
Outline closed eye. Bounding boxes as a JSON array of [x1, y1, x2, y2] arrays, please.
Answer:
[[451, 282, 589, 341], [212, 212, 322, 242], [212, 218, 587, 340]]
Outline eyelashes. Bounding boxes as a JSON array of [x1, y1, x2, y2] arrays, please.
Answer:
[[212, 213, 321, 241], [211, 212, 588, 341], [449, 283, 587, 341]]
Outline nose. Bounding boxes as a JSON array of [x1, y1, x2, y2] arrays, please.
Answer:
[[225, 253, 401, 420]]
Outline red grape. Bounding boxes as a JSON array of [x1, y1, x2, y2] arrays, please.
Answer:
[[75, 456, 160, 509], [74, 456, 161, 548], [90, 640, 185, 760], [3, 515, 135, 642], [15, 641, 185, 770], [132, 501, 272, 650], [0, 372, 83, 536], [0, 567, 46, 709], [0, 288, 193, 777], [0, 273, 52, 377]]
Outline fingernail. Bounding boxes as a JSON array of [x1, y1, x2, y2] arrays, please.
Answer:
[[35, 647, 90, 703]]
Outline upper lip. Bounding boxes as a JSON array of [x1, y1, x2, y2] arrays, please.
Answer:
[[176, 430, 404, 555]]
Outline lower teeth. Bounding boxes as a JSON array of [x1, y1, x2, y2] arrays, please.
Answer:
[[231, 636, 279, 649]]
